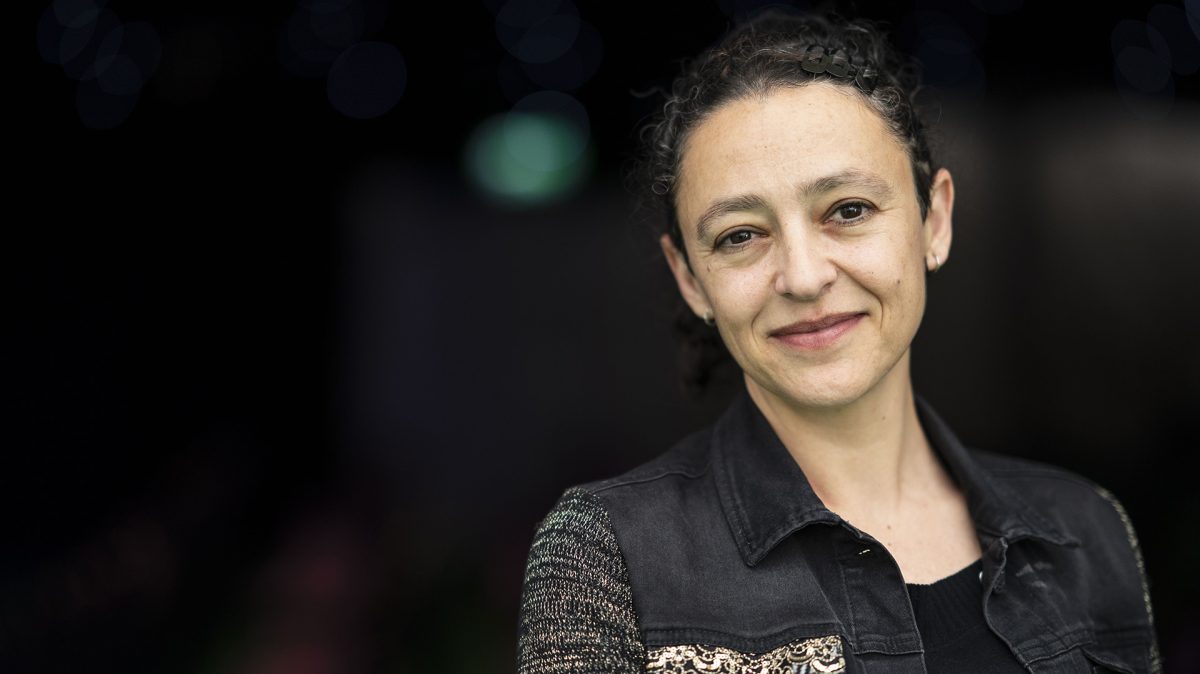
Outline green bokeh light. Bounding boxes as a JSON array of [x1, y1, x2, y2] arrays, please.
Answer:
[[464, 110, 592, 206]]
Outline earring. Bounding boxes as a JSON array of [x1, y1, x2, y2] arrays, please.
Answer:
[[929, 252, 941, 273], [702, 309, 715, 327]]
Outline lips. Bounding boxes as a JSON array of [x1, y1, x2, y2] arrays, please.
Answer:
[[770, 312, 867, 336], [768, 312, 866, 351]]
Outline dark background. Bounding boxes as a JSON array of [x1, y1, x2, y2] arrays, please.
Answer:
[[14, 0, 1200, 671]]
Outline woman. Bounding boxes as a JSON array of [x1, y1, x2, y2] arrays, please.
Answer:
[[517, 9, 1159, 673]]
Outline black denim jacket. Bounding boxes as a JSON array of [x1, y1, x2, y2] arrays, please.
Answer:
[[517, 388, 1160, 673]]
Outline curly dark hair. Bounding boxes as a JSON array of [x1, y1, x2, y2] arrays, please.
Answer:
[[627, 7, 938, 398]]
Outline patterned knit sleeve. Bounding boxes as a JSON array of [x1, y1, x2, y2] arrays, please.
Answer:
[[517, 486, 646, 673]]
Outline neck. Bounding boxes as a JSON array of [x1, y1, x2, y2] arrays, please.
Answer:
[[743, 350, 939, 521]]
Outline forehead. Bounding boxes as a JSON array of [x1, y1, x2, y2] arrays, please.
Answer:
[[675, 83, 910, 228]]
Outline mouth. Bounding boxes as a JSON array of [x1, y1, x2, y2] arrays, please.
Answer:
[[769, 312, 866, 350]]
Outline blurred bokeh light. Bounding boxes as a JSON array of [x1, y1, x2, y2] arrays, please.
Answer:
[[37, 0, 161, 128], [465, 105, 592, 205]]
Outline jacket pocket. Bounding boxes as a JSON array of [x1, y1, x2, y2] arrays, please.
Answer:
[[645, 635, 845, 673]]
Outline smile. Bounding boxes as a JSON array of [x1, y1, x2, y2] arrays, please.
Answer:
[[770, 313, 865, 350]]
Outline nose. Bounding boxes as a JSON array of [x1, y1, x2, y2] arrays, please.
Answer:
[[772, 227, 838, 300]]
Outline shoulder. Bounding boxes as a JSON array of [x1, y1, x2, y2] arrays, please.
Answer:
[[518, 487, 646, 671], [523, 486, 629, 587], [526, 423, 714, 570], [969, 447, 1142, 547], [516, 427, 715, 673], [563, 425, 717, 540], [970, 448, 1115, 504], [574, 425, 713, 497]]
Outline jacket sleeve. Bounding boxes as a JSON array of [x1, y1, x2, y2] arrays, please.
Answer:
[[517, 486, 646, 673], [1092, 486, 1163, 674]]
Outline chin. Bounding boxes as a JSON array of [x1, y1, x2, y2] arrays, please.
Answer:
[[756, 370, 876, 410], [789, 383, 872, 410]]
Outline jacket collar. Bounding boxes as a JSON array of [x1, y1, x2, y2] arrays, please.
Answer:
[[711, 385, 1077, 568]]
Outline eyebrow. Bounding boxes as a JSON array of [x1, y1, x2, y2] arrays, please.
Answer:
[[693, 168, 896, 242]]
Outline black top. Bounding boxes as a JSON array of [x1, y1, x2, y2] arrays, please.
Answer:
[[906, 558, 1026, 672]]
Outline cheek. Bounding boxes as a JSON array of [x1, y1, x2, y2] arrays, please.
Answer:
[[891, 240, 927, 314], [852, 239, 907, 290], [853, 233, 924, 307], [706, 265, 771, 312]]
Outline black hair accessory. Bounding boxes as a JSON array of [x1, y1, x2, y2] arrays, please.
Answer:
[[800, 45, 878, 94]]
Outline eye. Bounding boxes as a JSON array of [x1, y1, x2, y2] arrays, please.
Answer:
[[829, 201, 874, 225], [716, 229, 756, 250]]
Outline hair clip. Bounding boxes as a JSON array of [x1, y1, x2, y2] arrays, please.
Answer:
[[800, 45, 878, 95]]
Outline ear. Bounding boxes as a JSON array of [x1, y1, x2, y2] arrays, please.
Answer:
[[659, 233, 713, 319], [923, 167, 954, 270]]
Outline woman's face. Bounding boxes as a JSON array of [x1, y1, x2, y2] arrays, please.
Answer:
[[661, 83, 954, 410]]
